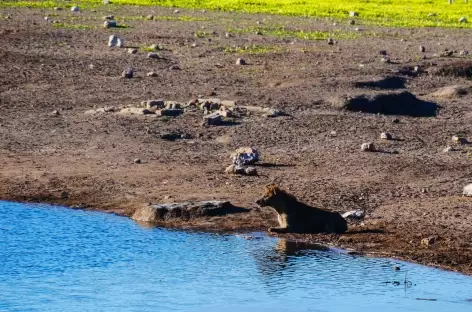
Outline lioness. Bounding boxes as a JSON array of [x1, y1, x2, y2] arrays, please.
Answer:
[[256, 184, 348, 234]]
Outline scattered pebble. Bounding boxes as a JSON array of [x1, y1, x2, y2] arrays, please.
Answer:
[[134, 158, 141, 164], [361, 142, 375, 152], [380, 56, 391, 63], [225, 32, 232, 38], [349, 19, 355, 25], [108, 35, 118, 47], [173, 9, 180, 14], [127, 48, 138, 54], [147, 71, 158, 77], [71, 6, 79, 12], [349, 11, 359, 17], [443, 146, 454, 153], [147, 52, 159, 59], [421, 237, 436, 247], [150, 43, 161, 50], [419, 45, 426, 52], [103, 15, 114, 20], [44, 16, 50, 22], [236, 58, 246, 65], [146, 15, 154, 20], [463, 183, 472, 196], [103, 20, 117, 28], [379, 50, 387, 55], [452, 135, 467, 144], [54, 7, 62, 11], [327, 38, 334, 45], [50, 110, 60, 116], [459, 17, 467, 23], [116, 38, 124, 48], [121, 68, 134, 78], [460, 50, 469, 56], [245, 167, 258, 176], [380, 132, 392, 140]]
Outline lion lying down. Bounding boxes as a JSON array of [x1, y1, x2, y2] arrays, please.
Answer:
[[256, 184, 348, 234]]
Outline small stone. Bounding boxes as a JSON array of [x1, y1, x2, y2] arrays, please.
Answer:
[[380, 56, 391, 63], [121, 68, 133, 78], [147, 52, 159, 59], [54, 7, 62, 10], [333, 22, 337, 26], [349, 19, 355, 25], [330, 131, 337, 137], [460, 50, 469, 56], [71, 6, 79, 12], [361, 142, 375, 152], [174, 9, 180, 14], [116, 38, 124, 48], [342, 210, 365, 220], [50, 110, 60, 116], [439, 50, 453, 57], [191, 42, 198, 48], [108, 35, 118, 47], [327, 38, 334, 45], [413, 65, 420, 73], [245, 167, 258, 176], [44, 16, 50, 22], [103, 15, 114, 20], [146, 71, 158, 77], [169, 65, 181, 70], [103, 20, 117, 28], [379, 50, 387, 55], [225, 32, 231, 38], [127, 48, 138, 54], [256, 20, 262, 25], [459, 17, 467, 23], [380, 132, 392, 140], [349, 11, 359, 17], [392, 118, 400, 124], [452, 135, 467, 144], [150, 43, 161, 51], [421, 237, 436, 246], [443, 146, 454, 153], [236, 58, 246, 65], [134, 158, 141, 164], [146, 15, 154, 20], [419, 45, 426, 52], [463, 184, 472, 196]]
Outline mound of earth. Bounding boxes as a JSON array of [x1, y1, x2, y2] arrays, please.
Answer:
[[330, 91, 438, 117]]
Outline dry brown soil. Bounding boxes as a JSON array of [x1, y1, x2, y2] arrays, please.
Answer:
[[1, 5, 472, 274]]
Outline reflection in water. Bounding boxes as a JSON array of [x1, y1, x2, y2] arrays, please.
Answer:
[[2, 201, 472, 312]]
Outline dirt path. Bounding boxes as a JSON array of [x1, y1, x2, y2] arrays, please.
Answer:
[[1, 5, 472, 275]]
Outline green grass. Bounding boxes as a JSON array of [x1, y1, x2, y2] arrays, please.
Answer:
[[229, 25, 357, 40], [223, 44, 282, 54], [3, 0, 472, 28], [121, 15, 209, 22], [52, 22, 93, 29]]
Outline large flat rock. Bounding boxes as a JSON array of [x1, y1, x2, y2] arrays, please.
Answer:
[[132, 201, 249, 223]]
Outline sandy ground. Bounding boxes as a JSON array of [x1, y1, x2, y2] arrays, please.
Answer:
[[1, 5, 472, 274]]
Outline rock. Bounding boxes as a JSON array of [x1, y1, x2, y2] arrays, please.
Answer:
[[127, 48, 138, 54], [463, 184, 472, 196], [225, 32, 232, 38], [245, 167, 258, 176], [452, 135, 468, 144], [103, 0, 110, 4], [150, 43, 161, 51], [147, 71, 158, 77], [174, 9, 180, 14], [50, 110, 60, 116], [44, 16, 51, 22], [361, 142, 375, 152], [132, 200, 245, 223], [147, 52, 159, 59], [419, 45, 426, 53], [421, 237, 436, 246], [146, 15, 154, 20], [349, 11, 359, 17], [236, 58, 246, 65], [108, 35, 118, 47], [120, 107, 154, 115], [349, 19, 355, 25], [219, 107, 233, 117], [156, 109, 183, 117], [103, 20, 117, 28], [202, 112, 223, 125], [380, 132, 392, 140], [431, 85, 469, 99], [327, 38, 334, 45], [460, 50, 469, 56], [439, 50, 453, 57], [142, 100, 165, 109], [264, 108, 285, 118], [103, 15, 114, 20], [133, 158, 141, 164], [232, 147, 259, 165], [443, 146, 455, 153], [71, 6, 79, 12], [459, 17, 467, 23], [380, 56, 391, 63], [121, 68, 133, 78], [342, 210, 365, 220], [379, 50, 387, 55], [54, 7, 62, 10], [116, 38, 124, 48]]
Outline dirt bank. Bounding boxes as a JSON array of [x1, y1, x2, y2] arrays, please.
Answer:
[[1, 6, 472, 275]]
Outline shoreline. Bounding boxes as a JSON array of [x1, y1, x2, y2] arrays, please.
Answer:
[[2, 196, 472, 276]]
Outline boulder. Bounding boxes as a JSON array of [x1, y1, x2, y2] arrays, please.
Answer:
[[463, 184, 472, 196], [132, 201, 246, 223]]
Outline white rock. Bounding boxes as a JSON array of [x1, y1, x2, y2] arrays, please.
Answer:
[[349, 11, 359, 17], [463, 184, 472, 196], [342, 210, 365, 220], [361, 142, 375, 152], [71, 6, 79, 12], [116, 38, 124, 48], [236, 58, 246, 65], [459, 17, 467, 23], [452, 135, 467, 144], [108, 35, 118, 47], [147, 52, 159, 59], [245, 167, 258, 176], [380, 132, 392, 140]]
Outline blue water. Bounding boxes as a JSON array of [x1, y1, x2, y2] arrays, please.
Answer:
[[1, 201, 472, 312]]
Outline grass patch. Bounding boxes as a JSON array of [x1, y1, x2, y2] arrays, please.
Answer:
[[122, 15, 209, 22], [224, 44, 282, 54], [229, 25, 357, 40], [52, 22, 93, 30], [3, 0, 472, 29]]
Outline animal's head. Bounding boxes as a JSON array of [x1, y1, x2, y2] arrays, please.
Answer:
[[256, 184, 283, 207]]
